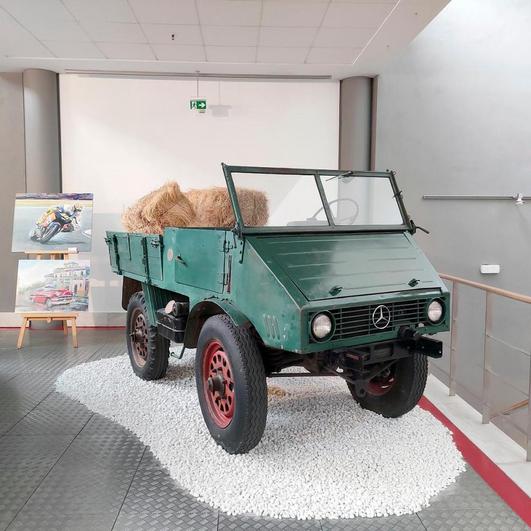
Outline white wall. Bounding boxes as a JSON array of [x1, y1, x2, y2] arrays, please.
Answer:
[[60, 75, 339, 315], [375, 0, 531, 436]]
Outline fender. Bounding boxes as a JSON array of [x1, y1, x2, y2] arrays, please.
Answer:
[[184, 298, 250, 348]]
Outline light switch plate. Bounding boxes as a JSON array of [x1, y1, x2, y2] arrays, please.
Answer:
[[480, 264, 500, 274]]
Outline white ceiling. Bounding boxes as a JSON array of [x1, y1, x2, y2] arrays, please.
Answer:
[[0, 0, 449, 79]]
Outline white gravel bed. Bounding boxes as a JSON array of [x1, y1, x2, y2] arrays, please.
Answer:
[[56, 352, 465, 520]]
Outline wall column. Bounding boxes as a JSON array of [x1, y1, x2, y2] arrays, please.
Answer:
[[339, 76, 373, 170], [23, 69, 61, 192], [0, 74, 26, 312], [0, 70, 61, 315]]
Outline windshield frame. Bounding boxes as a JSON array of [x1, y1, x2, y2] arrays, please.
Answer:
[[222, 163, 413, 234]]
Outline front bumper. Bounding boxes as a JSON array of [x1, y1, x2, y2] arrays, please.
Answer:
[[50, 297, 72, 305]]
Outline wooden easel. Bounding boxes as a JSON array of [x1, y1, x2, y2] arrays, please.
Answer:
[[26, 250, 77, 260], [17, 312, 78, 349], [17, 250, 80, 349]]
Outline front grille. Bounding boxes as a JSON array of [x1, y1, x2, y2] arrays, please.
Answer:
[[311, 299, 428, 342]]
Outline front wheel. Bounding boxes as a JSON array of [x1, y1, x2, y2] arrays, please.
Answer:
[[195, 315, 267, 454], [347, 352, 428, 418], [40, 222, 62, 243], [126, 291, 169, 380]]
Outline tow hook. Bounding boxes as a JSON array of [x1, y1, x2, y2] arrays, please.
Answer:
[[398, 328, 443, 358], [398, 326, 422, 341]]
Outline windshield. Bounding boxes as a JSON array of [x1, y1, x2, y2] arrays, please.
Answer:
[[226, 167, 406, 230]]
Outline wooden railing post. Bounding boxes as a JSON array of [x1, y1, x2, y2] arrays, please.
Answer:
[[449, 282, 458, 396], [481, 292, 493, 424], [527, 353, 531, 461]]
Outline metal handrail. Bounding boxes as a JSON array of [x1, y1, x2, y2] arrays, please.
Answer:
[[439, 273, 531, 461], [440, 274, 531, 304]]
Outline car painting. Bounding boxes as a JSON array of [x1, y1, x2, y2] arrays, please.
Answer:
[[16, 260, 91, 312]]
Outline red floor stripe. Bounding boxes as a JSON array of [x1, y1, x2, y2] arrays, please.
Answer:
[[419, 396, 531, 527]]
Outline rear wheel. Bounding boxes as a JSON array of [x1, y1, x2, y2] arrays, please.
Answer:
[[195, 315, 267, 454], [347, 352, 428, 418], [126, 291, 169, 380]]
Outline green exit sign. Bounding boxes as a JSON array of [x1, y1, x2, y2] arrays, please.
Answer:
[[190, 99, 207, 112]]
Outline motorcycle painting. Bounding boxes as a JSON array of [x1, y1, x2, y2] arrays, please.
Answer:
[[12, 193, 93, 252]]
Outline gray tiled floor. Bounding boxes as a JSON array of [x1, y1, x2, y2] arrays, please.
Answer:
[[0, 329, 527, 531]]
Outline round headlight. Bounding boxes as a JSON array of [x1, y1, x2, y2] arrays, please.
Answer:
[[427, 300, 444, 323], [311, 313, 333, 340]]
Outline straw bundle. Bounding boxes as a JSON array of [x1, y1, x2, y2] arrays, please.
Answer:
[[121, 182, 268, 233]]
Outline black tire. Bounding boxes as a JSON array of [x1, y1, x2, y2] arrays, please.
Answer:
[[347, 352, 428, 418], [126, 291, 169, 380], [41, 222, 62, 243], [195, 314, 267, 454]]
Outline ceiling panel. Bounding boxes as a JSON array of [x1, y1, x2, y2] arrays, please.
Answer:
[[42, 40, 105, 58], [261, 2, 328, 27], [259, 27, 316, 47], [98, 42, 155, 61], [82, 21, 146, 43], [22, 19, 90, 42], [314, 26, 374, 48], [142, 24, 202, 45], [306, 47, 360, 64], [152, 44, 205, 61], [0, 0, 73, 23], [197, 0, 261, 26], [203, 26, 258, 47], [206, 45, 256, 63], [257, 46, 307, 64], [0, 0, 449, 78], [329, 0, 395, 3], [128, 0, 198, 24], [323, 3, 394, 28], [0, 8, 53, 56], [97, 42, 154, 59], [62, 0, 136, 23]]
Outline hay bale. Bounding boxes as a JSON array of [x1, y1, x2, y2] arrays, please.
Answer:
[[267, 385, 289, 398], [121, 182, 269, 233], [235, 188, 269, 227], [122, 182, 196, 234], [186, 187, 269, 228]]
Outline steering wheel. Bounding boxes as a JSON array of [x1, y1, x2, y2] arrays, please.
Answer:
[[310, 198, 360, 225]]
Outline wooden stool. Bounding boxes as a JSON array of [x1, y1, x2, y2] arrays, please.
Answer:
[[17, 312, 79, 349]]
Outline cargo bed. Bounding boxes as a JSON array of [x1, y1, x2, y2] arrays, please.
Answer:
[[105, 231, 164, 284]]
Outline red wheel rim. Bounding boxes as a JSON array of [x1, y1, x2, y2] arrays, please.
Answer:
[[367, 366, 397, 396], [202, 340, 235, 428]]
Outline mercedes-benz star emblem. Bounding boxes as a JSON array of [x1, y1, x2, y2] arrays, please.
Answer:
[[372, 305, 391, 329]]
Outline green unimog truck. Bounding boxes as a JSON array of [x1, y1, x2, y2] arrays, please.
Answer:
[[106, 164, 449, 454]]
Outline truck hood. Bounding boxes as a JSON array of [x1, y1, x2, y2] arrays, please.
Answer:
[[248, 232, 442, 301]]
